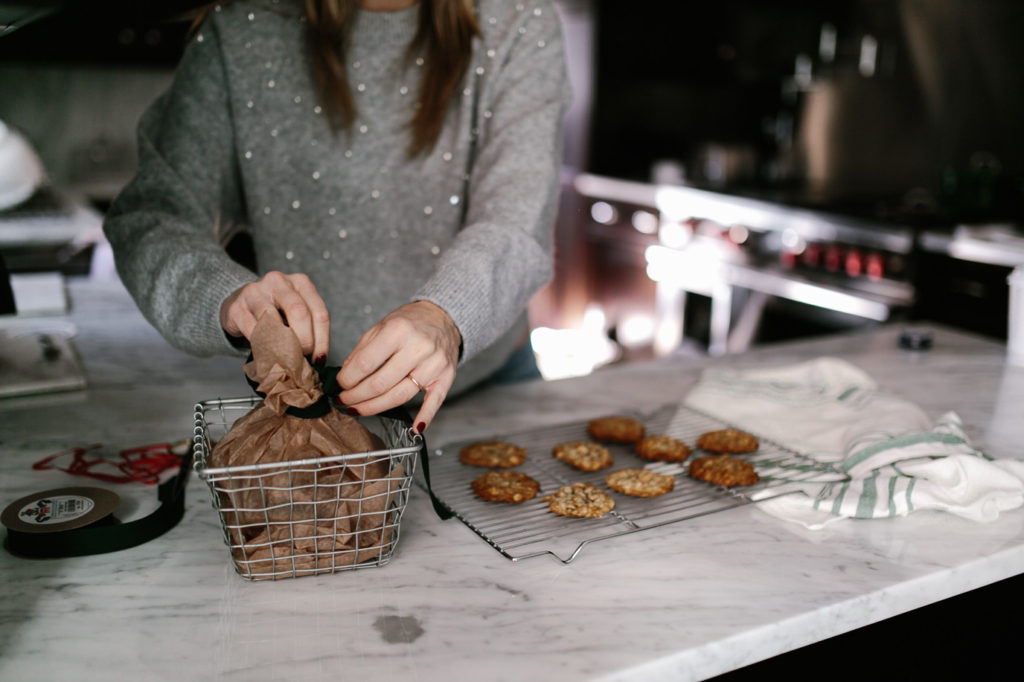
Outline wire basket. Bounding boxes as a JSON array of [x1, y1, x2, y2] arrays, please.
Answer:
[[193, 397, 421, 580]]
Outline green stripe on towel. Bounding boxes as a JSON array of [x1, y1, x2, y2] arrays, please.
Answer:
[[856, 472, 880, 518], [841, 432, 969, 472], [888, 476, 899, 517], [837, 387, 859, 401], [831, 481, 851, 515]]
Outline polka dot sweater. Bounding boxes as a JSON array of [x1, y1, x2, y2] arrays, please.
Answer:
[[104, 0, 569, 395]]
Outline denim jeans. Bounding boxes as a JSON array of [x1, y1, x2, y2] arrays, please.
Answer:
[[485, 340, 542, 385]]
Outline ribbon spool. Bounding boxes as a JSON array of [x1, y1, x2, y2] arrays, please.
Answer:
[[2, 454, 191, 559]]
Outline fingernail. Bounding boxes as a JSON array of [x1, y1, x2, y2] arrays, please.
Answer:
[[314, 354, 326, 367], [416, 422, 427, 435], [347, 407, 360, 416]]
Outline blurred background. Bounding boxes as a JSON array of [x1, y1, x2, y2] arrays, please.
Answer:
[[2, 0, 1022, 378]]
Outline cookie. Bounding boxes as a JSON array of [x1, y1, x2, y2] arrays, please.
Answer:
[[471, 470, 540, 504], [695, 428, 759, 454], [459, 441, 528, 468], [543, 482, 616, 518], [552, 441, 613, 471], [586, 415, 645, 444], [635, 435, 692, 462], [688, 454, 760, 487], [605, 468, 675, 498]]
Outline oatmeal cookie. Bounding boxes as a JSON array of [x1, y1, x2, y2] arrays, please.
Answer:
[[586, 415, 646, 443], [695, 428, 759, 454], [459, 441, 528, 468], [688, 454, 760, 487], [471, 470, 541, 504], [543, 482, 616, 518], [605, 468, 675, 498], [552, 441, 613, 471], [635, 435, 692, 462]]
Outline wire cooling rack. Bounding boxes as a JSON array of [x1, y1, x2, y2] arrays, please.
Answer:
[[424, 404, 847, 564]]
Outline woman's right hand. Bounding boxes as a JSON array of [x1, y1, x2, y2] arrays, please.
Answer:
[[219, 271, 331, 362]]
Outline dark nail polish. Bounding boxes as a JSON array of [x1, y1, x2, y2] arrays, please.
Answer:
[[314, 354, 326, 367], [416, 422, 427, 435], [346, 407, 360, 416]]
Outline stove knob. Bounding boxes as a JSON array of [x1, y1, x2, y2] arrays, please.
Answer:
[[845, 248, 863, 277], [866, 252, 885, 280], [887, 254, 905, 276], [802, 242, 821, 267], [824, 244, 842, 272]]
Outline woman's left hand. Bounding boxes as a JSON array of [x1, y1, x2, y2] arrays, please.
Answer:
[[336, 300, 462, 433]]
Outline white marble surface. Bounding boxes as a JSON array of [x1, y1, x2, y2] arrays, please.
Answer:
[[2, 278, 1023, 681]]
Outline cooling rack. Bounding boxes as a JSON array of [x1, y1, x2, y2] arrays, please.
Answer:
[[423, 404, 847, 564]]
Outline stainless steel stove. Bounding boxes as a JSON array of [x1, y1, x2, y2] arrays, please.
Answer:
[[572, 173, 919, 356]]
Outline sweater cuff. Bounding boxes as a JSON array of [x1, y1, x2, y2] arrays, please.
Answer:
[[193, 262, 258, 356]]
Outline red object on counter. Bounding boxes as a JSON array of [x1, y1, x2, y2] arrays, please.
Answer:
[[780, 250, 797, 269], [33, 442, 186, 485]]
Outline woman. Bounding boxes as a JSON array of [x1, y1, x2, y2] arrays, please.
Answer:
[[103, 0, 570, 432]]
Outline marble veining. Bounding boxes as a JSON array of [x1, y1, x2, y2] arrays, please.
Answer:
[[2, 278, 1023, 681]]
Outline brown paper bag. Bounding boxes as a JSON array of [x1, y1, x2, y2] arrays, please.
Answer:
[[209, 313, 404, 579]]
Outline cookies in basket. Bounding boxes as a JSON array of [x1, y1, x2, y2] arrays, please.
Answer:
[[206, 313, 404, 578], [696, 428, 759, 454], [688, 454, 760, 487], [543, 482, 615, 518], [459, 441, 528, 468], [605, 468, 675, 498], [586, 415, 645, 443], [552, 441, 613, 471], [471, 471, 540, 504], [635, 435, 692, 462]]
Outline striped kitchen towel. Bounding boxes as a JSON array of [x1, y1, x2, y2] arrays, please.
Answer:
[[683, 358, 1024, 529], [811, 411, 1024, 522]]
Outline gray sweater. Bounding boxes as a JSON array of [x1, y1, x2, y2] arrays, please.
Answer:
[[104, 0, 569, 396]]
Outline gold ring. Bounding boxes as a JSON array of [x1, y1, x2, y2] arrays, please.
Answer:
[[406, 374, 425, 392]]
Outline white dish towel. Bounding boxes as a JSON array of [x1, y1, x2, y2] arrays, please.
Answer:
[[683, 357, 1024, 529]]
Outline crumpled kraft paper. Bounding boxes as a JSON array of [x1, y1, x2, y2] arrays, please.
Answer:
[[209, 313, 404, 579]]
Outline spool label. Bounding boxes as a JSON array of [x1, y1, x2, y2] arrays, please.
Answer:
[[18, 495, 95, 525]]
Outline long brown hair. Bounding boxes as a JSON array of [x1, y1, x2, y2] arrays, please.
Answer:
[[194, 1, 480, 156]]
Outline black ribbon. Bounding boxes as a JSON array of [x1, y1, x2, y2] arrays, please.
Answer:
[[4, 452, 191, 559], [245, 356, 452, 520]]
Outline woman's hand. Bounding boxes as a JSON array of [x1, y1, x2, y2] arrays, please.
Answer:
[[219, 271, 331, 362], [337, 300, 461, 433]]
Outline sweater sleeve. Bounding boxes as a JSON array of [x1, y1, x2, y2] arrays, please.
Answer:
[[413, 1, 571, 363], [103, 20, 258, 358]]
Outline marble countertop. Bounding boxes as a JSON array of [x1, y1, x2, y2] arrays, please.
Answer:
[[2, 278, 1023, 681]]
